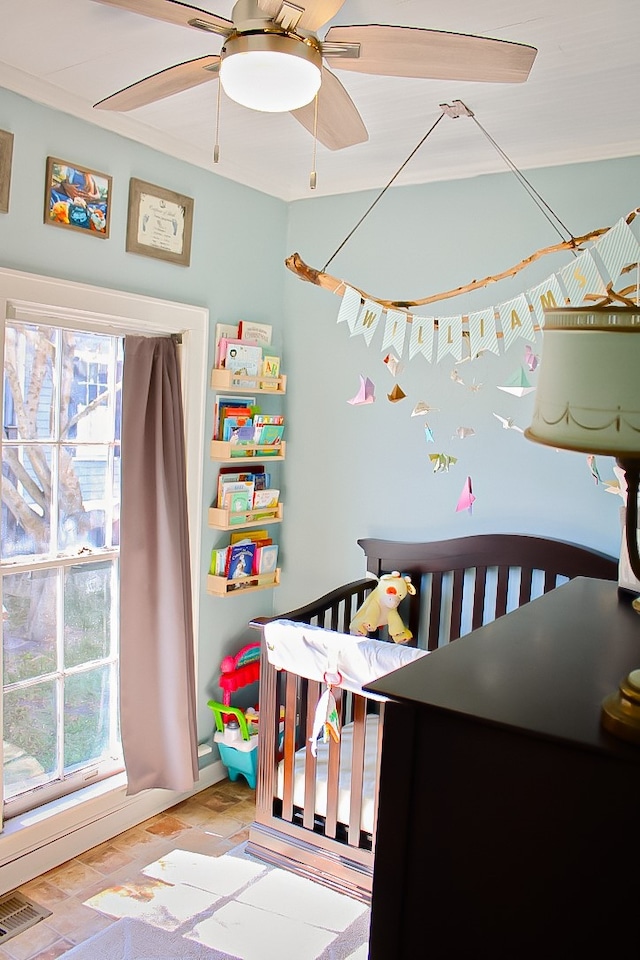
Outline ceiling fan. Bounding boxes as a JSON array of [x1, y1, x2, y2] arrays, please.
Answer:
[[93, 0, 537, 151]]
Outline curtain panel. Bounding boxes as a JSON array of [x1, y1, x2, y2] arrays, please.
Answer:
[[120, 336, 198, 795]]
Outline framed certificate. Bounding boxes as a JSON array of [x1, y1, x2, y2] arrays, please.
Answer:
[[126, 178, 194, 266]]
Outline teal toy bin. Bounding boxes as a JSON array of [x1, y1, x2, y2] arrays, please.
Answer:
[[208, 701, 258, 789]]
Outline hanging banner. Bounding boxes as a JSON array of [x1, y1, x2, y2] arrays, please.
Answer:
[[381, 309, 409, 355], [336, 286, 362, 332], [352, 298, 383, 344], [409, 316, 435, 361], [594, 217, 640, 285], [527, 275, 565, 328], [436, 315, 464, 363], [467, 307, 500, 357], [497, 294, 537, 352], [559, 249, 607, 305]]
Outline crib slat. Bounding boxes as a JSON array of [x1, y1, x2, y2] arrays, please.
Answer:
[[281, 671, 298, 820], [324, 689, 342, 838], [347, 695, 367, 847], [519, 565, 534, 606], [303, 679, 319, 830], [495, 565, 509, 618], [449, 568, 464, 641], [471, 566, 487, 631], [428, 572, 443, 650]]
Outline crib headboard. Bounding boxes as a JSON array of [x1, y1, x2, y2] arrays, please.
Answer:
[[358, 534, 618, 650]]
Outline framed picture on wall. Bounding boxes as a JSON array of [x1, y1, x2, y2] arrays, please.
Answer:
[[0, 130, 14, 214], [44, 157, 112, 237], [126, 178, 194, 267]]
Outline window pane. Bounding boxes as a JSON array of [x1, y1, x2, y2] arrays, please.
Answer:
[[3, 680, 57, 799], [3, 323, 57, 441], [1, 444, 53, 559], [64, 666, 114, 771], [64, 561, 113, 667], [59, 445, 111, 550], [2, 569, 57, 682], [60, 331, 114, 442], [112, 445, 121, 548]]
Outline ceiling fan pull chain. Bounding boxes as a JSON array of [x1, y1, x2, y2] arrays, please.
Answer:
[[309, 93, 319, 190], [213, 79, 222, 164]]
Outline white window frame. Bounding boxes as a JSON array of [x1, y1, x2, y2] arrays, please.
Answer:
[[0, 268, 209, 881]]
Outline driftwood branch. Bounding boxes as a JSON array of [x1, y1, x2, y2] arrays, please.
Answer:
[[285, 206, 640, 313]]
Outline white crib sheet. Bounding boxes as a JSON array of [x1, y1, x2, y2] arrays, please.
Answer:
[[276, 715, 379, 835]]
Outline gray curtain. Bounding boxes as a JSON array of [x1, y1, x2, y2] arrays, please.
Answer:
[[120, 335, 198, 795]]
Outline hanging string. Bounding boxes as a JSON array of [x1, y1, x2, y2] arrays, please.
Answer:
[[468, 114, 575, 246], [310, 93, 319, 190], [213, 77, 222, 164], [322, 112, 446, 272]]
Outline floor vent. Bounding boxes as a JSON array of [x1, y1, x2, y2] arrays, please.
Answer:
[[0, 892, 52, 944]]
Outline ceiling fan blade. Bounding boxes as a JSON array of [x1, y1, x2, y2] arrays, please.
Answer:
[[94, 56, 220, 111], [92, 0, 232, 37], [291, 67, 367, 150], [323, 25, 537, 83], [257, 0, 347, 32]]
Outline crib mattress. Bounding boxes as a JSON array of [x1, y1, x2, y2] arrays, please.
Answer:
[[276, 715, 379, 835]]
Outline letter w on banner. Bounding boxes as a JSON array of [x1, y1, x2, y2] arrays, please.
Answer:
[[351, 298, 383, 344]]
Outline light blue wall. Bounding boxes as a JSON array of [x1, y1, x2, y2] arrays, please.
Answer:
[[2, 85, 638, 743], [0, 87, 287, 740], [278, 156, 640, 607]]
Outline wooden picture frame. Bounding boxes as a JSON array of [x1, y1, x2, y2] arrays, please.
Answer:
[[44, 157, 112, 238], [0, 130, 14, 214], [126, 178, 194, 267]]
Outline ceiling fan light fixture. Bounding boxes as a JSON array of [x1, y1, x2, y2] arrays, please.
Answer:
[[219, 33, 322, 113]]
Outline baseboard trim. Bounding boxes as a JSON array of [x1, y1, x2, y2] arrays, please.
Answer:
[[0, 762, 227, 894]]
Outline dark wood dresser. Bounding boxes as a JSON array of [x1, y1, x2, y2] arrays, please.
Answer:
[[365, 577, 640, 959]]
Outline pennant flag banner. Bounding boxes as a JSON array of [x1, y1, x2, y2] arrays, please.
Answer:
[[336, 286, 362, 332], [333, 217, 639, 365], [352, 298, 383, 344], [409, 316, 435, 361], [381, 309, 408, 355], [594, 217, 640, 285], [436, 315, 464, 363]]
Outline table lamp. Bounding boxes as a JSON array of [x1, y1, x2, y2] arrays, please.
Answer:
[[525, 304, 640, 743]]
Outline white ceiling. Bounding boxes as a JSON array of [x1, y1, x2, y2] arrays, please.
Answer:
[[1, 0, 638, 202]]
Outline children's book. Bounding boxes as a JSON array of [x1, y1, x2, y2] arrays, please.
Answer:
[[262, 356, 280, 388], [230, 530, 271, 545], [217, 468, 265, 507], [210, 546, 229, 576], [214, 322, 239, 367], [228, 490, 251, 521], [226, 541, 257, 580], [256, 543, 278, 575], [252, 488, 280, 509], [217, 337, 259, 369], [213, 394, 257, 440], [219, 479, 255, 509], [255, 424, 285, 446], [222, 415, 253, 442], [238, 320, 272, 346], [225, 343, 263, 377]]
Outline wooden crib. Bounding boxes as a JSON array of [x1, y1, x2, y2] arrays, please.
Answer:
[[248, 534, 617, 903]]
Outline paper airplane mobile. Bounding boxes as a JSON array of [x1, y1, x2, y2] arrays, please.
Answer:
[[497, 367, 536, 397], [347, 375, 375, 405]]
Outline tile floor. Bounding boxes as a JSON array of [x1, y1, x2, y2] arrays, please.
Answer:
[[1, 780, 370, 960], [0, 778, 260, 960]]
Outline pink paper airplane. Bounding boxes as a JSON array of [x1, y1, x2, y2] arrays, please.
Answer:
[[347, 375, 375, 405], [456, 476, 476, 513]]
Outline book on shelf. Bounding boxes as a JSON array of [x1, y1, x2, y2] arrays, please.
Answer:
[[217, 468, 266, 507], [226, 541, 257, 580], [213, 394, 257, 440], [209, 546, 229, 576], [217, 337, 259, 370], [252, 488, 280, 509], [224, 343, 263, 377], [262, 356, 280, 387], [255, 423, 285, 446], [230, 530, 271, 545], [219, 479, 255, 509], [228, 490, 251, 520], [214, 322, 239, 367], [237, 320, 272, 346], [255, 543, 279, 575]]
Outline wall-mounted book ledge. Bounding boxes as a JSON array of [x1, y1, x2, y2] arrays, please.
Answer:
[[206, 569, 281, 597], [210, 440, 286, 463], [211, 368, 287, 395], [208, 502, 283, 531]]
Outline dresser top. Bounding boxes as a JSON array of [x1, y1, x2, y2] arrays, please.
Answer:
[[366, 578, 640, 758]]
